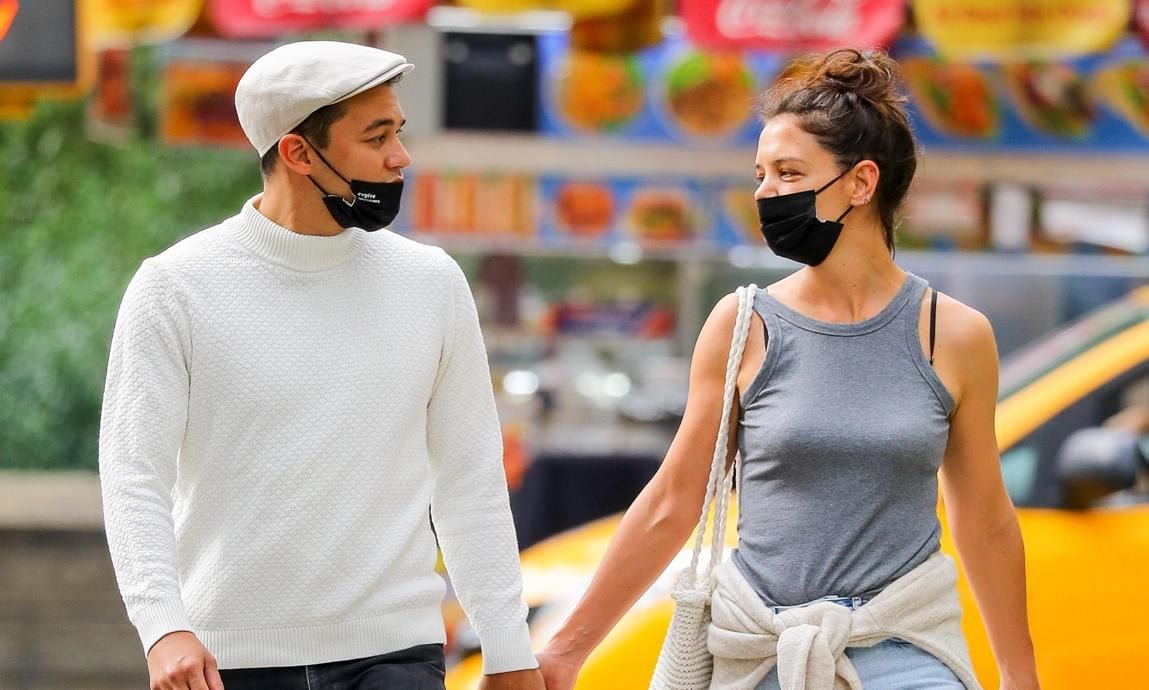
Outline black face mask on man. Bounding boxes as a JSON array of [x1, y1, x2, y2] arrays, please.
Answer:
[[756, 165, 858, 266], [304, 138, 402, 232]]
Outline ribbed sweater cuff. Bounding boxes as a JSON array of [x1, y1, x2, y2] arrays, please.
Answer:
[[131, 597, 192, 653], [479, 623, 537, 674]]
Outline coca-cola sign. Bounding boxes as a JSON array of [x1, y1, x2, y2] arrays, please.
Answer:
[[210, 0, 433, 38], [681, 0, 905, 50]]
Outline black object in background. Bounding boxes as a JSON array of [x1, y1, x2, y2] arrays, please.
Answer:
[[0, 2, 78, 84], [442, 32, 537, 132], [510, 452, 661, 550]]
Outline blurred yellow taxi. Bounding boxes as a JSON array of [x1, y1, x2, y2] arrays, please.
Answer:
[[448, 286, 1149, 689]]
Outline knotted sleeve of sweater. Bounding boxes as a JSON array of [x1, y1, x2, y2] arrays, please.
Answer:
[[426, 255, 537, 675], [98, 261, 193, 653]]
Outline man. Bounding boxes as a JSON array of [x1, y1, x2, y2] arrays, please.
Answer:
[[99, 41, 543, 690]]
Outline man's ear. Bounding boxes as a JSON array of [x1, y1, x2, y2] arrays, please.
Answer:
[[278, 134, 314, 176]]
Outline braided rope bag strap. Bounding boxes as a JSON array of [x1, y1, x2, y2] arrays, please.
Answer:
[[649, 285, 757, 690]]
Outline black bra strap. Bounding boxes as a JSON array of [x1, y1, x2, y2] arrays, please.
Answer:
[[929, 289, 938, 365]]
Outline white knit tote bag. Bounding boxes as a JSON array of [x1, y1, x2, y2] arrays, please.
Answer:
[[649, 284, 757, 690]]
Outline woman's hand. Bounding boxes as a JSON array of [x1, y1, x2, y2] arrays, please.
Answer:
[[535, 647, 585, 690]]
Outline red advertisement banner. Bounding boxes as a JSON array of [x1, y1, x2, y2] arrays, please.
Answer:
[[680, 0, 905, 51], [210, 0, 433, 38]]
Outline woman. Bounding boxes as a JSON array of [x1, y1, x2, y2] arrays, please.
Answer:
[[535, 49, 1039, 689]]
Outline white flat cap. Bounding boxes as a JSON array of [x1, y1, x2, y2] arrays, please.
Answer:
[[235, 41, 414, 157]]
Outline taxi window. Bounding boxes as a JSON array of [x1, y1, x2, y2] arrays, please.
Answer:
[[1002, 367, 1149, 508]]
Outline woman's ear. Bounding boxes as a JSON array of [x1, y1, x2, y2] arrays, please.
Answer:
[[851, 159, 881, 207]]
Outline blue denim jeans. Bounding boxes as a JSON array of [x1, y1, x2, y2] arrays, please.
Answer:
[[753, 637, 965, 689], [217, 644, 446, 690]]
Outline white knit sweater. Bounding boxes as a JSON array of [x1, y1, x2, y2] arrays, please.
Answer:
[[99, 197, 536, 674]]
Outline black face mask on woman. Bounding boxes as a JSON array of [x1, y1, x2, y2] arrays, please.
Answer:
[[756, 166, 856, 266], [304, 138, 403, 232]]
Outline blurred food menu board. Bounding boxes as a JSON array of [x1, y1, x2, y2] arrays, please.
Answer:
[[897, 37, 1149, 151], [539, 31, 1149, 152], [537, 31, 779, 146], [406, 172, 537, 238], [400, 172, 716, 250], [538, 177, 705, 249]]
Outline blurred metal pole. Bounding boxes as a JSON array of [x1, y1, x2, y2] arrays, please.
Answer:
[[675, 258, 710, 355]]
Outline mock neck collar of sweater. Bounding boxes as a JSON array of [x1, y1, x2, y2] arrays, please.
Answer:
[[232, 196, 364, 272]]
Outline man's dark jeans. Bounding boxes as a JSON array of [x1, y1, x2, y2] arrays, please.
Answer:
[[218, 643, 446, 690]]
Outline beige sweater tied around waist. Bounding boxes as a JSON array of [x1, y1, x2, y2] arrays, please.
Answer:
[[706, 551, 982, 690]]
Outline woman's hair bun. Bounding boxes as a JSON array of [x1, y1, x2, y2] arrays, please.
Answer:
[[782, 48, 902, 108]]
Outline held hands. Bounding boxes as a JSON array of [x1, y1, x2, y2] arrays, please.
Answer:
[[534, 647, 584, 690], [479, 667, 546, 690], [146, 631, 224, 690]]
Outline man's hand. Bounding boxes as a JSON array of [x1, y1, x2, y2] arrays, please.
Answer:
[[478, 668, 545, 690], [534, 649, 582, 690], [146, 631, 224, 690]]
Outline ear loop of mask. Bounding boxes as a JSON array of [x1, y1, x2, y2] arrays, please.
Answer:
[[300, 137, 354, 205], [816, 162, 861, 224]]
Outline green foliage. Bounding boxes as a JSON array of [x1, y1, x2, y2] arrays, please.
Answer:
[[0, 73, 260, 470]]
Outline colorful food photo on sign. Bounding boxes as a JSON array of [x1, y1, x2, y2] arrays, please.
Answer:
[[407, 172, 537, 238], [1094, 60, 1149, 138], [657, 50, 756, 141], [624, 186, 697, 245], [553, 181, 616, 239], [1002, 62, 1096, 139], [901, 57, 999, 139], [552, 50, 645, 134]]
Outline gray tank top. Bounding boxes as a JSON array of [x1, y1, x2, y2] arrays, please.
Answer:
[[732, 273, 954, 606]]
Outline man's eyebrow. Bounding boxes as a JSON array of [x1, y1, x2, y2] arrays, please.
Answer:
[[361, 118, 407, 134]]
